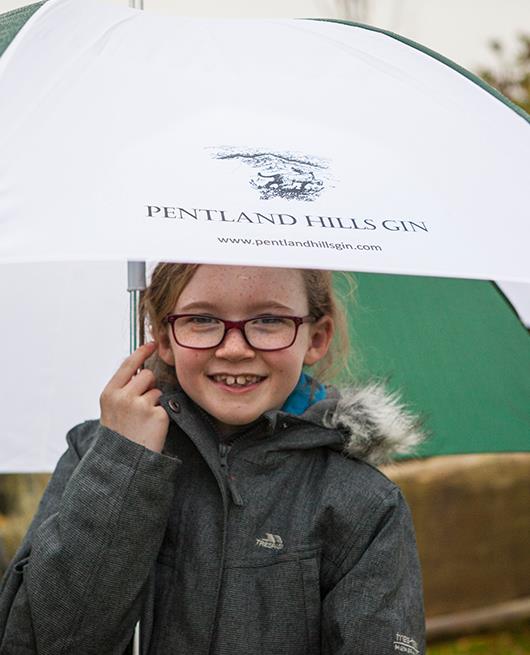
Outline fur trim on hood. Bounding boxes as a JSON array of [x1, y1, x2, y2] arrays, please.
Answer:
[[321, 383, 425, 466]]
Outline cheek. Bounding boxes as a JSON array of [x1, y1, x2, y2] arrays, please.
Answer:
[[173, 349, 206, 374], [265, 352, 305, 380]]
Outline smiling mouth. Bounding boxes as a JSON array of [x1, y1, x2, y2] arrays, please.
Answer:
[[209, 374, 266, 388]]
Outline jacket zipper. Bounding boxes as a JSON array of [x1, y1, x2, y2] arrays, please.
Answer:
[[218, 442, 244, 506], [207, 419, 284, 654]]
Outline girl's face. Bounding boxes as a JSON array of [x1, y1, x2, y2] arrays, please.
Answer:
[[158, 265, 334, 434]]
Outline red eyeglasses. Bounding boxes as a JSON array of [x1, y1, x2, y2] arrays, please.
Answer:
[[165, 314, 316, 351]]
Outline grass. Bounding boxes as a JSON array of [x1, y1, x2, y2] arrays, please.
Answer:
[[427, 622, 530, 654]]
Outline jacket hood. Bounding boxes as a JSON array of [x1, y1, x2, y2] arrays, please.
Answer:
[[295, 382, 425, 466]]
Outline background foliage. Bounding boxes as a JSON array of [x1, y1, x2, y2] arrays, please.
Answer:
[[477, 34, 530, 114]]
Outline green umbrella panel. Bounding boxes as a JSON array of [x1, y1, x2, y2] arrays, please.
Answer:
[[0, 1, 42, 56], [341, 274, 530, 458]]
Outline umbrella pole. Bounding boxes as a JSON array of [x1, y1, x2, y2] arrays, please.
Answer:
[[128, 289, 145, 354], [127, 260, 146, 655], [127, 0, 144, 647], [128, 261, 146, 353]]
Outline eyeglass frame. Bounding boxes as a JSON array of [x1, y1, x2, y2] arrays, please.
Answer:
[[164, 313, 317, 352]]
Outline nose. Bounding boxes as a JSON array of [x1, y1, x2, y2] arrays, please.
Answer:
[[215, 327, 255, 360]]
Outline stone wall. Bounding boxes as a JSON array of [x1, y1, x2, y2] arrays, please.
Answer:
[[382, 453, 530, 624], [0, 473, 50, 573]]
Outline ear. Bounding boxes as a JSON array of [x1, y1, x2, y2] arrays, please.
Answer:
[[156, 325, 175, 366], [303, 316, 334, 366]]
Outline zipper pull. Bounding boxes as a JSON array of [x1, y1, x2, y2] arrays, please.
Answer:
[[219, 443, 244, 507]]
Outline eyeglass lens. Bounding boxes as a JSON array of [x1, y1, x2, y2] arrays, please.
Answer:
[[172, 316, 297, 349]]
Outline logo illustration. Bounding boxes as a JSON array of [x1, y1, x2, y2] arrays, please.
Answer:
[[209, 147, 333, 201], [256, 533, 284, 550]]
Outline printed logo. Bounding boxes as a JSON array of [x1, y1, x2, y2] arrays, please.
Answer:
[[393, 633, 419, 654], [209, 146, 334, 201], [256, 533, 284, 550]]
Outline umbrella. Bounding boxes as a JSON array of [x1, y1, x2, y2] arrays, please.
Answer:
[[0, 0, 529, 472], [1, 0, 528, 279]]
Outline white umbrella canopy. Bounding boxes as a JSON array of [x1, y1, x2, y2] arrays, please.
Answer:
[[0, 261, 130, 471], [0, 0, 529, 473], [497, 281, 530, 328], [0, 0, 528, 280]]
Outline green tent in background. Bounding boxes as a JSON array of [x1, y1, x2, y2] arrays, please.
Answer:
[[1, 2, 529, 460]]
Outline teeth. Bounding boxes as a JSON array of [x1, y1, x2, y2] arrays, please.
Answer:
[[212, 374, 262, 386]]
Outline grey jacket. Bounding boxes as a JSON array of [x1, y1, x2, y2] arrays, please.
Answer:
[[0, 383, 425, 654]]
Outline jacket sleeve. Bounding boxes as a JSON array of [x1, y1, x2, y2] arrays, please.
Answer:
[[0, 421, 180, 655], [321, 487, 425, 655]]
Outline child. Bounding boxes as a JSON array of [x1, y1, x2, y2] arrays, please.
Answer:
[[0, 263, 425, 654]]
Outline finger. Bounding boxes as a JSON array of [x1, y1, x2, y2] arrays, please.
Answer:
[[142, 387, 163, 406], [106, 342, 158, 389], [127, 367, 157, 395]]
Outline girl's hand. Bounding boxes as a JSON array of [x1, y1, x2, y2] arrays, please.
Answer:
[[100, 342, 169, 453]]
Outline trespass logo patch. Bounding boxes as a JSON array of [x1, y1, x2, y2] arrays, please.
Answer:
[[256, 533, 284, 550], [209, 147, 333, 201], [393, 632, 419, 654]]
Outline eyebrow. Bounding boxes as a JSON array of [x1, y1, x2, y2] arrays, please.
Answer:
[[178, 301, 296, 313]]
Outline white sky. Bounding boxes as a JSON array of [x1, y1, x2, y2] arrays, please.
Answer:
[[1, 0, 529, 72]]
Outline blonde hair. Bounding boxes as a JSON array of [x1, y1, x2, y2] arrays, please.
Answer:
[[140, 263, 354, 387]]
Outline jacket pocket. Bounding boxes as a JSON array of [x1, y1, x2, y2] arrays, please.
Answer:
[[213, 551, 321, 655], [0, 556, 35, 652], [299, 556, 321, 651]]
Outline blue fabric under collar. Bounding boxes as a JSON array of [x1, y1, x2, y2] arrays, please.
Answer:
[[281, 373, 327, 416]]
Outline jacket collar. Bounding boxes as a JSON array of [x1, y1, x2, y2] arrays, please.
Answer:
[[272, 382, 425, 465], [159, 379, 424, 467]]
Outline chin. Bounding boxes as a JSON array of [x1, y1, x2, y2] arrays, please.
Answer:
[[213, 411, 262, 429], [220, 415, 258, 427]]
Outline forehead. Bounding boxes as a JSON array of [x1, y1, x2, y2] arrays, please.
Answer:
[[175, 265, 307, 313]]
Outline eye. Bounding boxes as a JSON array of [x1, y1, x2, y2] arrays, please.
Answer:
[[251, 316, 292, 330], [182, 315, 221, 328], [189, 315, 217, 324], [251, 316, 289, 326]]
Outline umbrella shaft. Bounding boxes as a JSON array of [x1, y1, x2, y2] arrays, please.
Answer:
[[129, 290, 144, 354], [133, 622, 140, 655]]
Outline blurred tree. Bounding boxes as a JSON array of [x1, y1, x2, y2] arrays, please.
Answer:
[[477, 34, 530, 114], [326, 0, 370, 22]]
